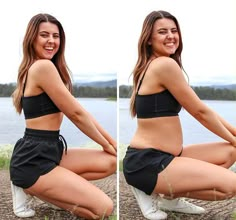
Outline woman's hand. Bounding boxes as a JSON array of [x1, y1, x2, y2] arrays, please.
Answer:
[[103, 143, 117, 156]]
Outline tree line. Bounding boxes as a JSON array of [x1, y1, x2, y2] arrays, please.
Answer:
[[119, 85, 236, 100], [73, 85, 116, 98], [0, 83, 117, 98], [1, 83, 236, 100]]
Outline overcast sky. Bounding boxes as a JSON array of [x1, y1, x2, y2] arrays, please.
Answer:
[[0, 0, 235, 85]]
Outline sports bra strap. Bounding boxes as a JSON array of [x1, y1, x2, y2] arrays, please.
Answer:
[[22, 73, 29, 95], [136, 59, 154, 94]]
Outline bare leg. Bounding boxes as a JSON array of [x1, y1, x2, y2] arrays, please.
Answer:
[[155, 156, 236, 200], [182, 142, 236, 168], [26, 167, 113, 219], [153, 141, 236, 215], [59, 148, 117, 180], [25, 148, 116, 219]]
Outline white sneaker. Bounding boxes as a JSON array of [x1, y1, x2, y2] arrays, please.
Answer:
[[131, 186, 167, 220], [159, 197, 205, 214], [11, 182, 35, 218]]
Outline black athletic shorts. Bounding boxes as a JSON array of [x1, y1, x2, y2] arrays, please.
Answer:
[[10, 128, 66, 188], [123, 146, 175, 195]]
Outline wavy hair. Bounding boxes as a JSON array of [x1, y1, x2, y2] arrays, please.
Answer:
[[130, 10, 185, 117], [12, 13, 72, 113]]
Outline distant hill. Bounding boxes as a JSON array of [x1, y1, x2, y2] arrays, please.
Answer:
[[210, 84, 236, 90], [74, 79, 117, 88]]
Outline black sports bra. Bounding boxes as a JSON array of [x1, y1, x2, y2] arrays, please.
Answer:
[[135, 62, 181, 118], [21, 74, 60, 119]]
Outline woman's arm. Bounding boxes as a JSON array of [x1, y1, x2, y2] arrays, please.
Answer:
[[216, 113, 236, 136], [155, 57, 236, 146], [30, 60, 116, 155], [85, 111, 117, 150]]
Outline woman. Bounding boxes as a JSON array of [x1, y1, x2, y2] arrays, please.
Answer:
[[10, 13, 117, 219], [123, 10, 236, 220]]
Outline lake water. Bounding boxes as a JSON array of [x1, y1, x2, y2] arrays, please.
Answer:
[[0, 98, 117, 147], [119, 98, 236, 158], [1, 97, 235, 157]]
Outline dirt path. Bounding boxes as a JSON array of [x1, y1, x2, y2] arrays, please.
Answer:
[[0, 170, 117, 220], [119, 172, 236, 220]]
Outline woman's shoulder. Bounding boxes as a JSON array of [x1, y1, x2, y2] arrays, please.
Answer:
[[151, 56, 178, 69], [146, 57, 182, 84], [28, 59, 57, 77], [29, 59, 55, 71], [149, 57, 180, 76]]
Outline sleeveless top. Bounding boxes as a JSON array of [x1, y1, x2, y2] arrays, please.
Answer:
[[21, 74, 60, 119], [135, 61, 181, 118]]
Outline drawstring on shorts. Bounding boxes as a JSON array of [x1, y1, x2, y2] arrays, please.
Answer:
[[59, 134, 68, 154]]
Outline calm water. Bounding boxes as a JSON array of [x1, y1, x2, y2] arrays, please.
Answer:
[[0, 98, 117, 147], [1, 97, 235, 155], [119, 98, 236, 158]]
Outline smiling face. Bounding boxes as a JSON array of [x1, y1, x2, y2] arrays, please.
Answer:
[[33, 22, 60, 60], [148, 18, 179, 57]]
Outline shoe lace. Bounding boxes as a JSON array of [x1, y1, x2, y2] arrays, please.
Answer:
[[24, 195, 35, 211], [151, 193, 159, 212]]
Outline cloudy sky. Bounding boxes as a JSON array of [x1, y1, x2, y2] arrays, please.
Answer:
[[0, 0, 235, 85]]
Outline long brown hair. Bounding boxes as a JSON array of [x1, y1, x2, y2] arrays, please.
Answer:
[[130, 10, 184, 117], [12, 13, 72, 113]]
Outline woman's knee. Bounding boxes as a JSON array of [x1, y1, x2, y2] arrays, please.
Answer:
[[105, 154, 117, 175], [220, 143, 236, 167], [227, 145, 236, 162]]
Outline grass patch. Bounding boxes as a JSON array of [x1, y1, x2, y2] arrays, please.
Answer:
[[0, 144, 13, 169], [119, 143, 128, 172], [232, 211, 236, 219], [0, 157, 10, 169], [108, 215, 117, 220], [106, 97, 117, 101], [119, 160, 123, 171]]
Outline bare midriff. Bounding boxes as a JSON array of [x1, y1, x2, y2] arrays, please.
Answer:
[[25, 112, 63, 131], [130, 116, 183, 156]]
